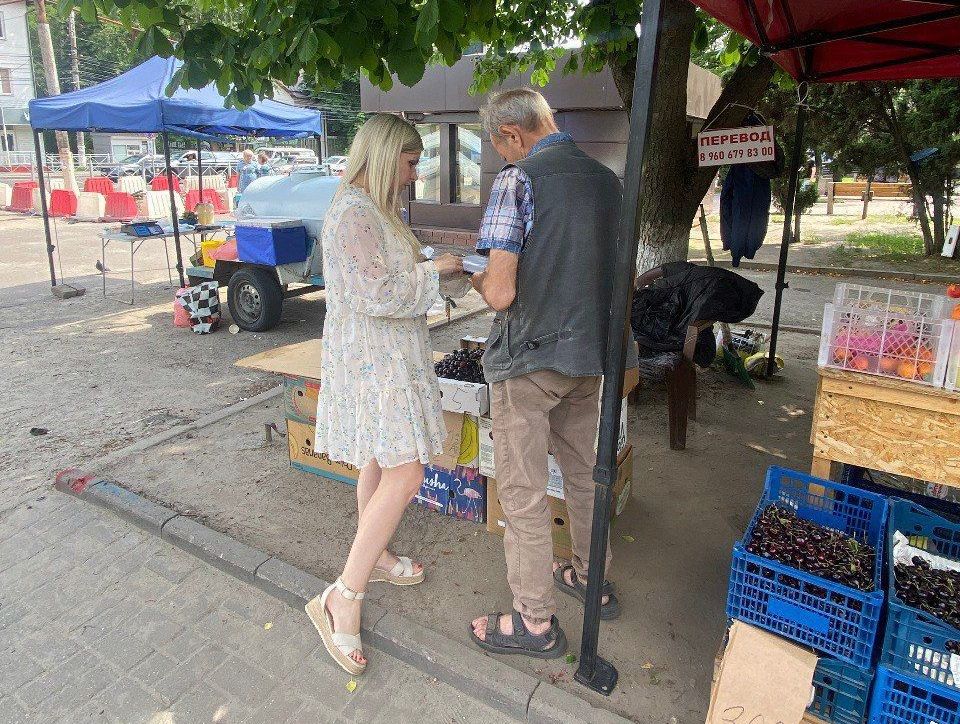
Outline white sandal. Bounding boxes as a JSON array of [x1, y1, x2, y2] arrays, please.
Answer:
[[305, 578, 366, 676], [369, 555, 425, 586]]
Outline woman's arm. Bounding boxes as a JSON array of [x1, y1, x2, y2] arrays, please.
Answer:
[[337, 204, 440, 319]]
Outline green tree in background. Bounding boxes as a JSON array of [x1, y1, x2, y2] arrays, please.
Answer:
[[75, 0, 779, 270]]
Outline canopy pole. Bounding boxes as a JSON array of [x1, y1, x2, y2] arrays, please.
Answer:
[[766, 82, 808, 377], [576, 0, 665, 696], [196, 139, 203, 197], [162, 131, 186, 288], [33, 128, 56, 288]]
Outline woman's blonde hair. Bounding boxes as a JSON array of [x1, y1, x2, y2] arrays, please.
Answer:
[[339, 114, 423, 256]]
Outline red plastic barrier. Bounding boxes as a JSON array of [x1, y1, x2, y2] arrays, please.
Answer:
[[228, 174, 239, 189], [49, 189, 78, 217], [185, 188, 227, 213], [83, 176, 114, 195], [9, 184, 34, 211], [150, 175, 181, 192], [104, 192, 138, 220]]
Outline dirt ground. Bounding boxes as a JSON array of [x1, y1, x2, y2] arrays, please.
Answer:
[[0, 211, 928, 721]]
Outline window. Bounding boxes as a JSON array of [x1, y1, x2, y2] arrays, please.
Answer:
[[0, 68, 11, 95], [0, 12, 7, 40], [456, 124, 482, 204], [0, 133, 13, 152], [414, 123, 441, 202]]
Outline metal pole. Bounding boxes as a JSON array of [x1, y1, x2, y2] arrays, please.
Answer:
[[34, 129, 56, 287], [162, 131, 186, 287], [196, 139, 203, 198], [575, 0, 664, 696], [766, 83, 808, 378]]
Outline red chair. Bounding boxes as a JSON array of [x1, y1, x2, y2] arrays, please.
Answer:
[[150, 175, 181, 192], [228, 174, 239, 189], [201, 188, 226, 212], [49, 189, 78, 217], [9, 183, 34, 211], [104, 192, 138, 220], [83, 176, 114, 195]]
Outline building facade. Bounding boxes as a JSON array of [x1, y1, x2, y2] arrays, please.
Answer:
[[0, 0, 39, 157], [361, 54, 722, 247]]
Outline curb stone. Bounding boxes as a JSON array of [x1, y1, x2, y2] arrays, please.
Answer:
[[53, 477, 632, 724], [689, 257, 956, 284], [161, 515, 270, 582]]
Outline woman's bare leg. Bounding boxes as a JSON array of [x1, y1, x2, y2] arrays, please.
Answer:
[[326, 459, 425, 665], [357, 459, 423, 575]]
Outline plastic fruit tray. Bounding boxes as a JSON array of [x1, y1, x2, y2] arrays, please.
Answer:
[[727, 466, 888, 669], [833, 282, 949, 319], [881, 500, 960, 689], [819, 303, 954, 387], [810, 656, 874, 724]]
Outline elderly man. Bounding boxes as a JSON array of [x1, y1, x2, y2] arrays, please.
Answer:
[[469, 88, 623, 658]]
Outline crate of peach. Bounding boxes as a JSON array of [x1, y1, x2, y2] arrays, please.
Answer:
[[818, 302, 954, 386]]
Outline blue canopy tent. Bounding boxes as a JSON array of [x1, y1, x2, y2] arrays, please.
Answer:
[[28, 55, 325, 289]]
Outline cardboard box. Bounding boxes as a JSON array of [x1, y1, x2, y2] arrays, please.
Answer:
[[486, 446, 632, 559], [433, 352, 490, 415], [283, 375, 321, 424], [415, 465, 451, 512], [479, 400, 628, 483], [446, 466, 486, 523], [287, 419, 360, 486]]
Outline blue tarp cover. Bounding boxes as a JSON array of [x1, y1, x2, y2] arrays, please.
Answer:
[[28, 56, 323, 139]]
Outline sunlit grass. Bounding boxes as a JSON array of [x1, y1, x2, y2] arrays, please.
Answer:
[[844, 230, 924, 255]]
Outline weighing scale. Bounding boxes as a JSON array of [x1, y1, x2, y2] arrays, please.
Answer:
[[119, 220, 164, 237]]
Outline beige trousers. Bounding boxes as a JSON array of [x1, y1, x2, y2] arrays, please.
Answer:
[[491, 369, 613, 621]]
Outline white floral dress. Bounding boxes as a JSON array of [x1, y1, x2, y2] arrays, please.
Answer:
[[314, 185, 468, 469]]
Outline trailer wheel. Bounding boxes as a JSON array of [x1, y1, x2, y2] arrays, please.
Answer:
[[228, 266, 283, 332]]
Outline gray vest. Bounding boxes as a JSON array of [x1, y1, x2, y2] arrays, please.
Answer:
[[483, 141, 623, 383]]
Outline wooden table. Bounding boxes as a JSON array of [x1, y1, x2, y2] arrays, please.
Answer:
[[810, 366, 960, 487]]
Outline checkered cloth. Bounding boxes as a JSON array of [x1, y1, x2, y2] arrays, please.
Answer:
[[177, 281, 221, 334]]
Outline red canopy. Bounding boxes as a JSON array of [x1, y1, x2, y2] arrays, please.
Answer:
[[690, 0, 960, 82]]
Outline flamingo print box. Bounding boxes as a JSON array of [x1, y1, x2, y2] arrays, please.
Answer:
[[414, 465, 487, 523], [819, 296, 954, 388]]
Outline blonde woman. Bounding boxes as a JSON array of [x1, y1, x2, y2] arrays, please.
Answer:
[[307, 114, 466, 675]]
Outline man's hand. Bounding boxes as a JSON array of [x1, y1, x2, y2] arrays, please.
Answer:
[[472, 250, 518, 312]]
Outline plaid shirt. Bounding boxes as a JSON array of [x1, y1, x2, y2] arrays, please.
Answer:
[[476, 132, 574, 255]]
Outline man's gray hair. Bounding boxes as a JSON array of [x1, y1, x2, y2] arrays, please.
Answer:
[[480, 88, 555, 138]]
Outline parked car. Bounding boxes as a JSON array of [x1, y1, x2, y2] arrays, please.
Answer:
[[99, 153, 168, 182], [325, 155, 348, 175], [257, 147, 319, 165], [174, 150, 240, 174]]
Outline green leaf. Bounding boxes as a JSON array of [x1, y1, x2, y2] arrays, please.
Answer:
[[299, 29, 319, 63], [316, 29, 341, 60], [530, 68, 549, 86], [565, 653, 577, 664], [390, 50, 426, 86], [78, 0, 97, 24], [415, 0, 439, 48], [136, 26, 156, 58], [438, 0, 465, 33], [693, 25, 709, 51]]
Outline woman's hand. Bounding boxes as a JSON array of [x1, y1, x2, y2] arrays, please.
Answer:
[[433, 253, 464, 277]]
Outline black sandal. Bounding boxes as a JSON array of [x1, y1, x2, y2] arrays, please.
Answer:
[[553, 564, 621, 620], [469, 611, 568, 659]]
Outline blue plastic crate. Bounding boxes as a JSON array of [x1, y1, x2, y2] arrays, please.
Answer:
[[881, 499, 960, 689], [727, 466, 889, 668], [236, 221, 307, 266], [810, 657, 874, 724], [869, 666, 960, 723]]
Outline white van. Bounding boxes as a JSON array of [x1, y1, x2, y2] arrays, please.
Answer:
[[256, 147, 319, 164]]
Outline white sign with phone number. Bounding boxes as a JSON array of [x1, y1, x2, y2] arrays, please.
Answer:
[[697, 125, 775, 167]]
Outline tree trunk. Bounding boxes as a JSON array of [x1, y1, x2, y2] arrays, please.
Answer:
[[793, 210, 801, 244], [861, 177, 872, 220], [66, 10, 86, 166], [906, 167, 936, 256], [608, 0, 776, 273], [932, 184, 946, 255], [35, 0, 77, 193]]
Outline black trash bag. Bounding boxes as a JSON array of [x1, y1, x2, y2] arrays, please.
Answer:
[[631, 262, 763, 367]]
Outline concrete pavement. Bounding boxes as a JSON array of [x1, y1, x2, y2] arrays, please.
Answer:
[[0, 490, 514, 723]]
